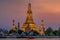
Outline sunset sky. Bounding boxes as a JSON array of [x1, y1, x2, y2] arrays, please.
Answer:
[[0, 0, 60, 30]]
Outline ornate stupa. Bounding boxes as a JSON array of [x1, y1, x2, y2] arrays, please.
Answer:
[[11, 19, 16, 31], [21, 2, 38, 32], [40, 20, 45, 36]]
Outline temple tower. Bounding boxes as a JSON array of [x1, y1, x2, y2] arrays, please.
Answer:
[[40, 20, 45, 36], [21, 2, 38, 32], [11, 19, 16, 31]]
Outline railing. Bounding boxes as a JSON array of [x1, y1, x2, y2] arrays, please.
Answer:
[[0, 36, 60, 38]]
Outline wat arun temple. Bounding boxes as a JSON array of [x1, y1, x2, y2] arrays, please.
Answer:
[[11, 2, 45, 36], [0, 0, 60, 38]]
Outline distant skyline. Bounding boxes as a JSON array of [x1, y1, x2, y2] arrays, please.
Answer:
[[0, 0, 60, 30]]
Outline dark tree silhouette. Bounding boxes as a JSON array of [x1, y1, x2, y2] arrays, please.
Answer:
[[45, 27, 53, 36], [57, 28, 60, 36], [18, 30, 23, 34], [53, 30, 58, 36], [9, 30, 17, 34]]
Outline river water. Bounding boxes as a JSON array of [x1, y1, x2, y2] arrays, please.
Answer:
[[0, 38, 60, 40]]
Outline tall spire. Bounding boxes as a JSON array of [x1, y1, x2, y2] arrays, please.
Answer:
[[21, 1, 38, 32], [25, 1, 34, 24], [12, 19, 16, 31], [40, 20, 45, 36], [27, 2, 32, 13]]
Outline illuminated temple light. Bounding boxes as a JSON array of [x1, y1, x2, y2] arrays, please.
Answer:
[[40, 20, 45, 36], [21, 2, 39, 32], [20, 1, 45, 36]]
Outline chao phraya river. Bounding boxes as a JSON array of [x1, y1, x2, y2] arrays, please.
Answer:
[[0, 38, 60, 40]]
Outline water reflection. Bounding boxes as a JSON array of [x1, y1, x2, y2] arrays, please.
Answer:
[[0, 38, 60, 40], [27, 38, 35, 40], [26, 38, 60, 40]]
